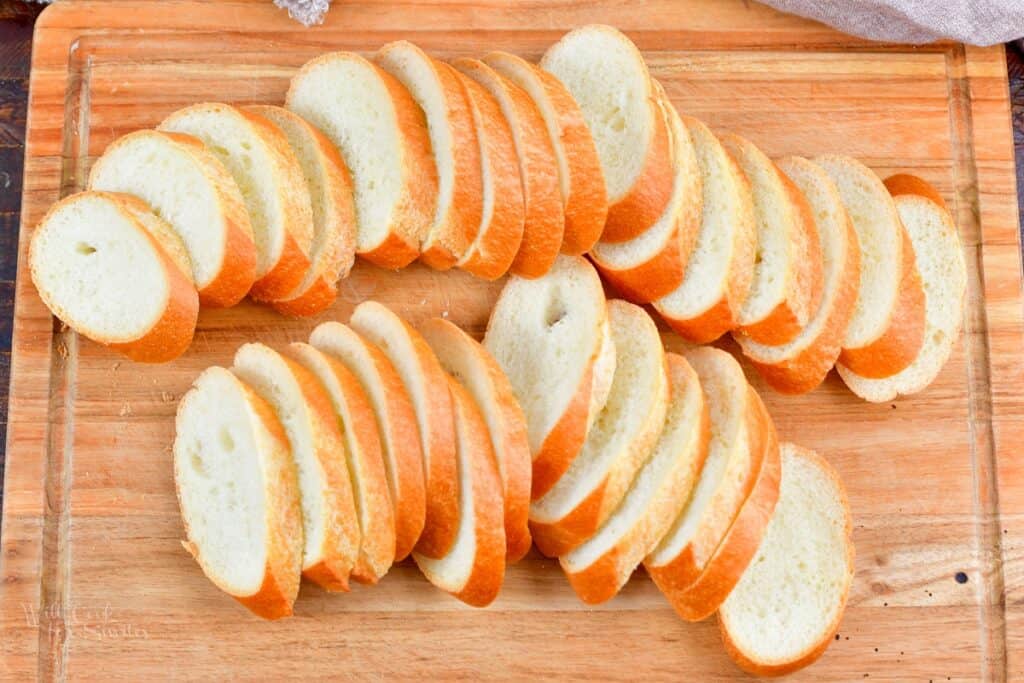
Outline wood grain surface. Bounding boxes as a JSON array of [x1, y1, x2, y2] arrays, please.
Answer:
[[0, 1, 1022, 680]]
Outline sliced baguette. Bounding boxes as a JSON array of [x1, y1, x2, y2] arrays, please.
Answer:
[[419, 317, 532, 562], [718, 443, 855, 677], [483, 51, 607, 255], [88, 129, 256, 307], [453, 57, 564, 278], [561, 353, 709, 604], [231, 343, 360, 591], [29, 191, 199, 363], [376, 43, 483, 269], [286, 52, 436, 269], [413, 377, 506, 607], [308, 322, 426, 562], [541, 25, 673, 243], [159, 103, 314, 301], [246, 105, 356, 316], [735, 157, 861, 394], [174, 366, 302, 620], [653, 117, 757, 343], [530, 300, 669, 558]]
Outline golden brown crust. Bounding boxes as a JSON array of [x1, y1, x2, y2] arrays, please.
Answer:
[[249, 229, 311, 303], [530, 361, 594, 500], [659, 297, 736, 344], [883, 173, 947, 210]]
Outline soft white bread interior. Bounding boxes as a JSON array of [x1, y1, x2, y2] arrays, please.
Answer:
[[718, 443, 854, 677], [174, 366, 302, 620]]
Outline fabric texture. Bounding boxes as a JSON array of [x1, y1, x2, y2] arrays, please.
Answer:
[[273, 0, 330, 26]]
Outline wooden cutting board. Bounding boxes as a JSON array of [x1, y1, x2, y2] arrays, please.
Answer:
[[2, 1, 1022, 679]]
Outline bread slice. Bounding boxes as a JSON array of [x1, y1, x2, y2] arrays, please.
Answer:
[[653, 117, 757, 343], [376, 43, 483, 269], [483, 51, 607, 255], [174, 366, 302, 620], [159, 103, 314, 302], [735, 157, 860, 394], [420, 317, 532, 562], [231, 343, 359, 591], [88, 129, 256, 307], [308, 322, 426, 562], [837, 179, 966, 401], [286, 52, 436, 269], [530, 300, 669, 558], [722, 134, 823, 344], [814, 155, 925, 378], [561, 353, 709, 603], [285, 342, 397, 583], [453, 57, 564, 278], [483, 256, 616, 500], [349, 301, 459, 559], [29, 191, 199, 363], [246, 105, 355, 317], [541, 25, 673, 243], [413, 377, 506, 607], [590, 91, 701, 302], [718, 443, 854, 676]]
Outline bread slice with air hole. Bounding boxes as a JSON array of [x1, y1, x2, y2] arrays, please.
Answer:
[[285, 342, 397, 583], [29, 191, 199, 363], [560, 353, 709, 604], [88, 129, 256, 308], [376, 42, 483, 269], [736, 156, 861, 394], [246, 105, 356, 317], [159, 103, 314, 302], [308, 321, 426, 562], [413, 377, 506, 607], [530, 300, 669, 558], [718, 443, 854, 677], [837, 176, 966, 401], [541, 24, 673, 243], [174, 366, 302, 620], [483, 255, 617, 501], [814, 155, 926, 378], [652, 117, 757, 343], [453, 57, 564, 278], [483, 51, 607, 255], [230, 342, 360, 590], [722, 133, 823, 345], [420, 317, 532, 562], [286, 52, 436, 269], [348, 301, 460, 559]]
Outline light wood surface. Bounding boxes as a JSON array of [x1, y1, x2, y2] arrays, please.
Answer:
[[1, 1, 1022, 679]]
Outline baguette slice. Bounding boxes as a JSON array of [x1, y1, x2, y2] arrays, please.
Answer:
[[453, 57, 564, 278], [837, 179, 966, 401], [349, 301, 460, 559], [735, 157, 860, 394], [88, 129, 256, 307], [653, 117, 757, 343], [231, 343, 359, 591], [484, 256, 616, 500], [413, 378, 506, 607], [530, 300, 669, 558], [247, 105, 356, 316], [159, 103, 314, 301], [376, 43, 484, 269], [719, 443, 855, 677], [815, 155, 926, 378], [561, 353, 709, 604], [29, 191, 199, 363], [541, 25, 673, 243], [174, 366, 302, 620], [484, 51, 607, 255], [286, 52, 436, 269], [285, 342, 396, 583], [420, 318, 532, 562], [722, 134, 823, 344], [308, 322, 426, 562]]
